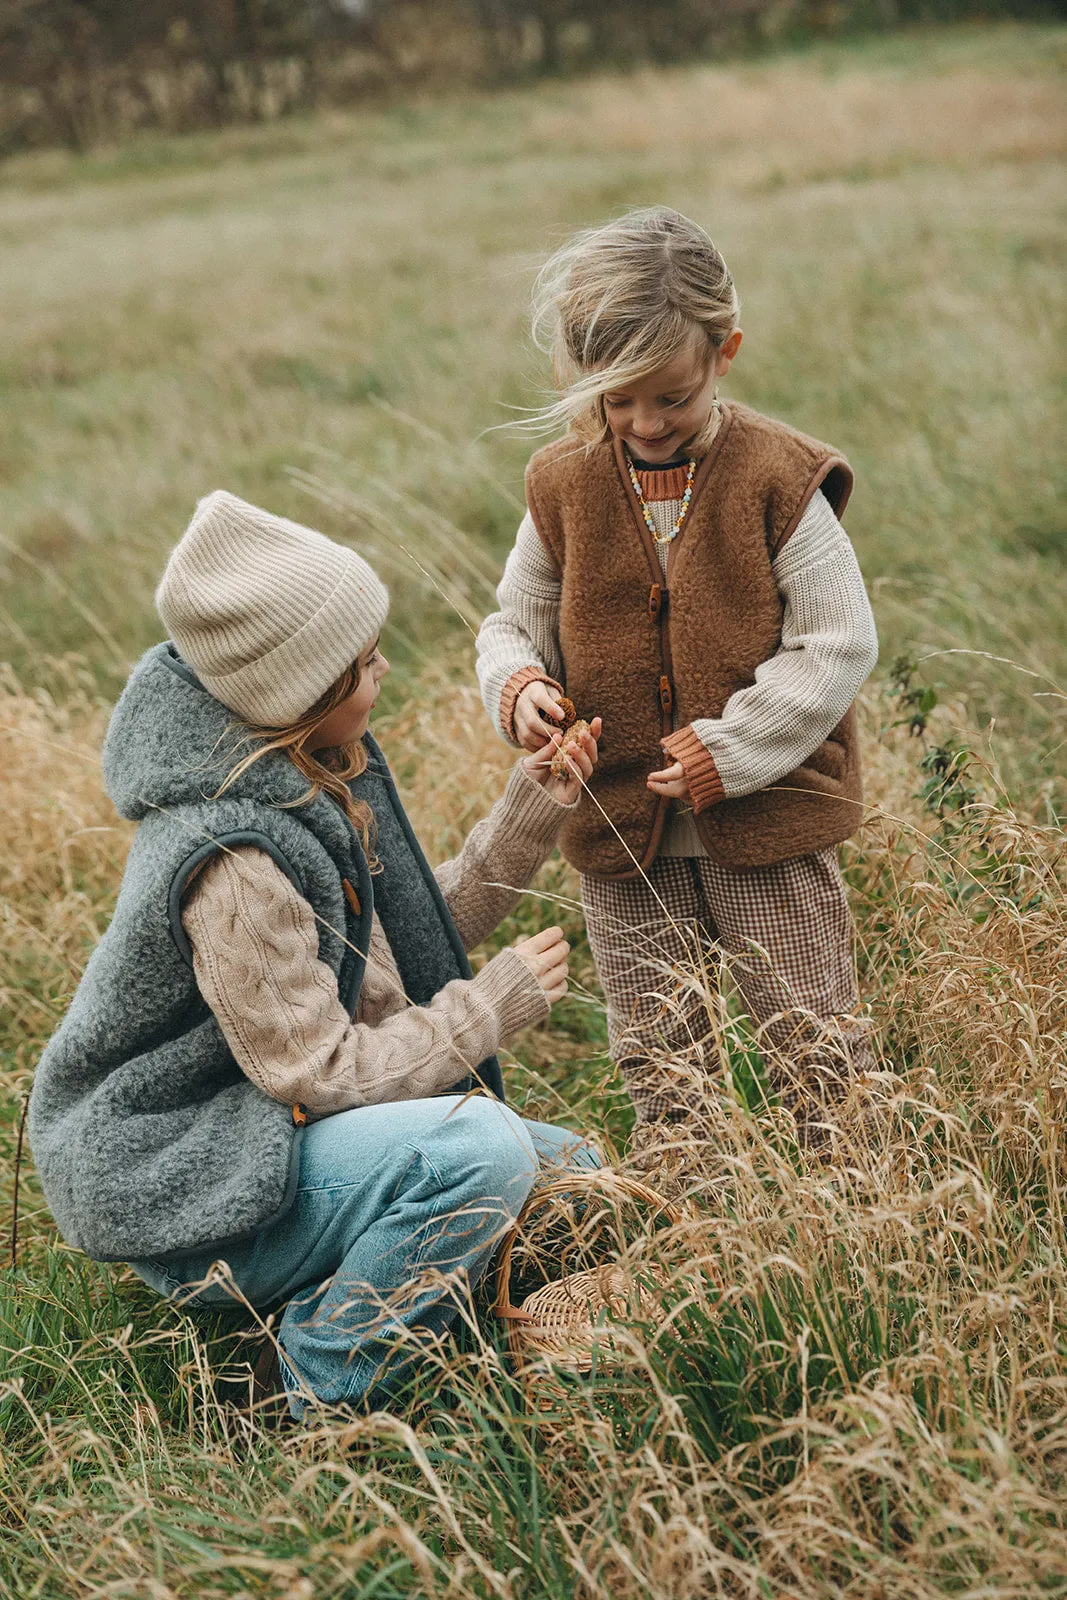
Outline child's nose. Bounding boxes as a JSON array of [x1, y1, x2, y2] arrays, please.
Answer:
[[633, 406, 665, 435]]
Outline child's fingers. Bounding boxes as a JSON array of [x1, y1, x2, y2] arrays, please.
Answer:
[[513, 924, 569, 1001], [522, 682, 564, 723], [519, 722, 554, 753], [540, 962, 569, 998], [569, 721, 601, 753], [547, 944, 571, 971], [565, 747, 593, 783], [647, 764, 690, 798], [532, 684, 565, 719], [523, 731, 561, 769], [562, 725, 599, 770], [551, 740, 583, 772], [519, 926, 565, 953]]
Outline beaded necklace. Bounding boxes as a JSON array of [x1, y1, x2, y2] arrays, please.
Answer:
[[626, 454, 697, 546]]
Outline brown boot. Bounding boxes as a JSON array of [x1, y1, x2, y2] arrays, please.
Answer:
[[248, 1340, 295, 1430]]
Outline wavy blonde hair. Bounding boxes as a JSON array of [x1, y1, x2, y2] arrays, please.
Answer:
[[529, 206, 740, 452], [216, 660, 379, 869]]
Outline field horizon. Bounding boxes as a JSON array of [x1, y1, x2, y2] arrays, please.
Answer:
[[2, 22, 1066, 1599]]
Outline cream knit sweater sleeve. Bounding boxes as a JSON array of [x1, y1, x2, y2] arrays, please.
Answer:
[[668, 492, 878, 801], [476, 510, 563, 745], [434, 760, 574, 949], [181, 841, 550, 1118]]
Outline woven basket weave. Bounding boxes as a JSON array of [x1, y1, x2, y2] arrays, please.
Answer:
[[493, 1171, 683, 1376]]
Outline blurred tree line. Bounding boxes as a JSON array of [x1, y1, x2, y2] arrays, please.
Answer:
[[0, 0, 1060, 152]]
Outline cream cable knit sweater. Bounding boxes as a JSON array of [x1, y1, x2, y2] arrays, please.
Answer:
[[476, 489, 877, 856], [181, 763, 567, 1116]]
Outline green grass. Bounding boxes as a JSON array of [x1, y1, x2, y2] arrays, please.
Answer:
[[1, 22, 1066, 1599]]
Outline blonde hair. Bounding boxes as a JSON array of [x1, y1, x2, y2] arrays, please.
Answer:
[[217, 660, 379, 869], [530, 206, 740, 451]]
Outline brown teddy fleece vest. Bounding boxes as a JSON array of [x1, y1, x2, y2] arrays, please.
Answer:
[[525, 401, 863, 879]]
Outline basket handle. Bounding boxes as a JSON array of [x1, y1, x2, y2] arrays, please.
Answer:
[[493, 1169, 684, 1324]]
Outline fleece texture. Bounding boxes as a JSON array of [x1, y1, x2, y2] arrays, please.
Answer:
[[27, 644, 498, 1264], [524, 401, 862, 877]]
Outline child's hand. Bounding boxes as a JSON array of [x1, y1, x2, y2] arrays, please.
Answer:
[[524, 716, 602, 805], [514, 681, 566, 752], [513, 926, 570, 1006], [646, 759, 691, 802]]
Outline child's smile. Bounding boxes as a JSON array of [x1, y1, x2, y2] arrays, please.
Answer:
[[601, 334, 741, 462]]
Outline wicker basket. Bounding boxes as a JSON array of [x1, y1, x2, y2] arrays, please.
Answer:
[[493, 1171, 683, 1377]]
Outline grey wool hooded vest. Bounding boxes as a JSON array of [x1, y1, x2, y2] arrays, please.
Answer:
[[28, 644, 503, 1264]]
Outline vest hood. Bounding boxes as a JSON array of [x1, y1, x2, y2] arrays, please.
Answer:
[[103, 643, 307, 822]]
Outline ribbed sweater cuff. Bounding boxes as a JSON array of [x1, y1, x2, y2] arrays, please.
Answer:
[[472, 946, 551, 1042], [499, 666, 565, 746], [661, 725, 726, 814], [502, 760, 578, 841]]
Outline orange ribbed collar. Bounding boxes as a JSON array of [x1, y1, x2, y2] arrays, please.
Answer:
[[632, 462, 697, 501]]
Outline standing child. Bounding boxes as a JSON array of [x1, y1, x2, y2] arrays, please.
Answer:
[[477, 207, 878, 1139]]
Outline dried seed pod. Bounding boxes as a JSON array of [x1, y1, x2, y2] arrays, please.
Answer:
[[549, 718, 592, 780], [539, 695, 577, 731]]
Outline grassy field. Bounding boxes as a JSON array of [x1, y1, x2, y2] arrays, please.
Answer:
[[2, 23, 1066, 1599]]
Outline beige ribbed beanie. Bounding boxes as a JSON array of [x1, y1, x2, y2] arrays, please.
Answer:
[[156, 490, 389, 726]]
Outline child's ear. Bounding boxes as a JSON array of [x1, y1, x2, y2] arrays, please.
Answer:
[[717, 328, 743, 374]]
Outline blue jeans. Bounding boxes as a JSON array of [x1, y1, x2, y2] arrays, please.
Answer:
[[133, 1095, 600, 1418]]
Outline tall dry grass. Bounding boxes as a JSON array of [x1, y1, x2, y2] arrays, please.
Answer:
[[2, 649, 1065, 1597]]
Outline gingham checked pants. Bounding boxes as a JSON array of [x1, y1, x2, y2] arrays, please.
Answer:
[[581, 850, 874, 1125]]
